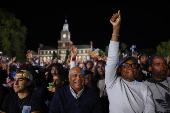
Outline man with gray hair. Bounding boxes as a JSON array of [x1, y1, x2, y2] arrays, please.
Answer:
[[49, 66, 102, 113]]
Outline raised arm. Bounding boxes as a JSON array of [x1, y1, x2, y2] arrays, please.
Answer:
[[70, 45, 77, 69], [27, 50, 35, 65], [110, 10, 121, 42], [7, 57, 16, 73], [105, 10, 121, 88], [87, 50, 98, 66]]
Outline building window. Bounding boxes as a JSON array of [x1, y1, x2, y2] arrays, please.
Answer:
[[83, 50, 85, 53], [51, 51, 53, 54], [83, 56, 86, 61], [55, 51, 57, 54], [44, 51, 46, 54], [47, 51, 49, 54], [43, 57, 46, 62], [40, 51, 42, 55], [63, 43, 65, 47], [61, 51, 65, 54], [87, 56, 90, 60], [79, 50, 81, 53]]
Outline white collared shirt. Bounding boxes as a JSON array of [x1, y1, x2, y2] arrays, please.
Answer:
[[69, 85, 84, 99]]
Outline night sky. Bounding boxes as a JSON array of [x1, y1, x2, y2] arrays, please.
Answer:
[[0, 3, 170, 53]]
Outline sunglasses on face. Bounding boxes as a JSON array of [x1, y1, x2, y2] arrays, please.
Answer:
[[122, 63, 137, 69]]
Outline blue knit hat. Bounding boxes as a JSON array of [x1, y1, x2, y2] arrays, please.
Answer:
[[118, 56, 138, 67]]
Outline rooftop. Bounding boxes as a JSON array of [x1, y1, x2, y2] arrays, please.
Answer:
[[75, 45, 91, 49], [39, 46, 57, 50]]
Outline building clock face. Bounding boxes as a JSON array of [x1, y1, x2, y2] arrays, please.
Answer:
[[63, 34, 66, 38]]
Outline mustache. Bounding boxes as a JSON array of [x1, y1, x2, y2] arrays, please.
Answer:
[[74, 80, 82, 82], [159, 70, 167, 74]]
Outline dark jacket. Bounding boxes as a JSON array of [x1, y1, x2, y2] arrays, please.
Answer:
[[49, 85, 102, 113]]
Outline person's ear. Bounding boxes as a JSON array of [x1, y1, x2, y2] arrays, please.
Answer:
[[68, 75, 70, 81], [61, 81, 64, 86], [27, 81, 31, 86], [148, 66, 152, 72]]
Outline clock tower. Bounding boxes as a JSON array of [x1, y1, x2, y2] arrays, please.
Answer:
[[60, 20, 71, 41], [58, 19, 73, 61]]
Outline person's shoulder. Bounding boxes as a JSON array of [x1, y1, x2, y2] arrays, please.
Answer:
[[55, 85, 69, 94], [3, 92, 17, 102], [137, 82, 152, 95], [167, 77, 170, 81], [84, 86, 99, 95], [143, 78, 154, 85], [57, 85, 68, 91], [30, 91, 42, 98], [5, 92, 16, 98]]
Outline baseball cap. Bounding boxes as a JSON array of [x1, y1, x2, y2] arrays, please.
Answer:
[[15, 70, 33, 81], [118, 56, 138, 68]]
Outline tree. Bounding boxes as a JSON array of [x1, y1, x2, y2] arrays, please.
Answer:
[[156, 40, 170, 57], [99, 49, 105, 56], [125, 49, 130, 56], [64, 49, 70, 62], [52, 51, 58, 60], [0, 8, 27, 61], [121, 43, 127, 51], [138, 48, 155, 56]]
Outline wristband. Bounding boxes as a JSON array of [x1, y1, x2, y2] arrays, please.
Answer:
[[112, 33, 119, 37], [94, 58, 98, 63], [72, 57, 76, 61]]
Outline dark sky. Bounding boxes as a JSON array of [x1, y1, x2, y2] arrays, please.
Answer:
[[1, 3, 170, 53]]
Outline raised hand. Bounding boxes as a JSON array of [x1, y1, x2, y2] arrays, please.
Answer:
[[110, 10, 121, 28], [52, 59, 58, 64], [101, 55, 107, 62], [66, 56, 71, 63], [110, 10, 121, 42], [166, 56, 170, 64], [70, 45, 77, 57], [8, 57, 16, 65], [27, 50, 33, 59], [87, 50, 97, 59]]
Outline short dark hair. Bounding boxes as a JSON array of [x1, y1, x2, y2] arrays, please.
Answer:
[[138, 54, 148, 60], [25, 78, 35, 92], [85, 61, 94, 67], [85, 71, 93, 76], [149, 54, 167, 66], [48, 63, 66, 82]]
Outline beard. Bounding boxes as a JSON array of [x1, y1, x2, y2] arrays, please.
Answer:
[[156, 70, 167, 80]]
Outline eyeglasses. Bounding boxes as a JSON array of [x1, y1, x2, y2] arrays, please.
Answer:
[[122, 63, 137, 69]]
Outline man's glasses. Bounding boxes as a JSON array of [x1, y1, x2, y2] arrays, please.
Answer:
[[122, 63, 137, 69]]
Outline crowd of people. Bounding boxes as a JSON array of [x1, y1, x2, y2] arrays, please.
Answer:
[[0, 10, 170, 113]]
